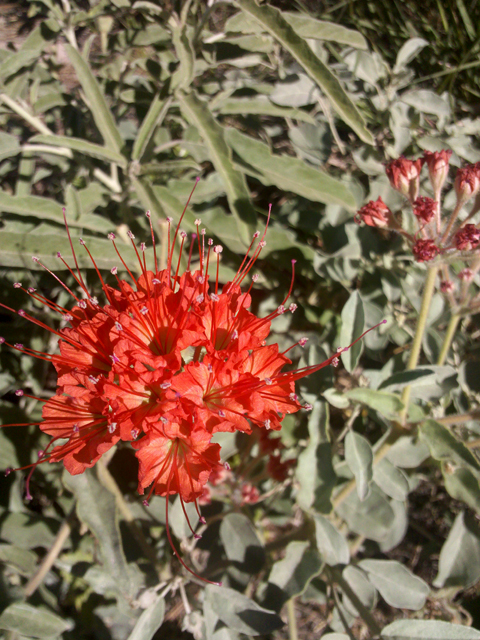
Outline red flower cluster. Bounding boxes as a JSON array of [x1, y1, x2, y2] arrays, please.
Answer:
[[412, 239, 439, 263], [455, 224, 480, 251], [1, 183, 381, 582]]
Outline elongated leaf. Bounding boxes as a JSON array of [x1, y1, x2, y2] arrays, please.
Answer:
[[419, 419, 480, 478], [381, 620, 480, 639], [177, 90, 256, 244], [171, 22, 195, 90], [265, 541, 322, 611], [0, 191, 111, 233], [132, 95, 172, 161], [234, 0, 374, 144], [434, 511, 480, 589], [63, 468, 137, 600], [226, 128, 355, 208], [373, 459, 409, 502], [359, 559, 429, 610], [345, 388, 404, 420], [443, 465, 480, 515], [314, 515, 350, 566], [220, 513, 265, 571], [340, 290, 364, 372], [206, 585, 283, 636], [127, 597, 165, 640], [345, 431, 373, 501], [0, 132, 20, 162], [296, 401, 336, 513], [0, 603, 73, 639], [335, 486, 395, 541], [342, 565, 377, 616], [30, 134, 127, 167], [283, 12, 367, 49], [217, 97, 315, 123], [65, 43, 123, 153]]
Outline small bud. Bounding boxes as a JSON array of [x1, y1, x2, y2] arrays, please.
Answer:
[[412, 238, 439, 263], [454, 224, 480, 251], [355, 196, 395, 228], [455, 163, 480, 204], [458, 268, 474, 281], [423, 150, 452, 194], [440, 280, 455, 293], [385, 156, 424, 201], [413, 196, 437, 224]]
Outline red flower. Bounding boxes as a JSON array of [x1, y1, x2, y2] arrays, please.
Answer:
[[413, 197, 437, 224], [1, 184, 383, 584], [355, 197, 394, 228], [386, 157, 424, 201], [454, 224, 480, 251], [412, 239, 440, 262], [423, 150, 451, 194]]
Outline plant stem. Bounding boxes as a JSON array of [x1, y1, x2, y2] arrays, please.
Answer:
[[437, 313, 460, 366], [330, 567, 382, 637], [24, 510, 75, 597], [286, 598, 299, 640], [400, 265, 439, 422]]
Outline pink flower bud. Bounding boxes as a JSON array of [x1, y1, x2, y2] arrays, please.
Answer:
[[423, 150, 452, 194], [413, 197, 437, 224], [440, 280, 454, 293], [458, 268, 474, 281], [454, 164, 480, 204], [355, 197, 394, 228], [386, 157, 424, 201], [454, 224, 480, 251], [412, 238, 439, 263]]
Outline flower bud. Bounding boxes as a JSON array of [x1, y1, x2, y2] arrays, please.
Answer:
[[440, 280, 454, 293], [412, 238, 439, 263], [454, 224, 480, 251], [355, 197, 394, 228], [423, 150, 452, 194], [413, 197, 437, 224], [454, 164, 480, 205], [386, 157, 424, 202]]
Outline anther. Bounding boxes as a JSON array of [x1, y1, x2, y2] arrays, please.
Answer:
[[90, 297, 98, 306], [180, 231, 188, 239], [218, 410, 226, 418], [166, 216, 173, 223], [194, 533, 202, 540], [108, 422, 117, 434], [140, 242, 146, 252], [57, 252, 62, 258], [0, 337, 5, 344], [265, 377, 272, 385], [331, 357, 340, 367], [13, 282, 22, 289], [224, 462, 231, 471], [127, 230, 135, 239], [213, 245, 223, 254], [259, 240, 266, 248], [277, 305, 285, 314], [208, 238, 213, 246], [143, 499, 150, 507], [4, 468, 12, 477], [160, 382, 171, 389], [197, 275, 205, 284], [15, 389, 24, 396], [304, 403, 313, 411], [110, 354, 120, 364], [289, 393, 298, 401], [232, 330, 238, 340], [145, 210, 151, 218], [62, 314, 73, 322], [252, 274, 259, 282], [160, 416, 168, 424], [131, 428, 139, 439], [253, 231, 260, 238], [152, 278, 160, 285], [73, 423, 79, 433], [196, 294, 204, 303], [264, 419, 271, 430], [111, 266, 118, 275], [289, 303, 297, 313], [211, 293, 219, 302], [79, 238, 85, 246], [140, 306, 149, 315], [200, 229, 206, 236], [14, 343, 23, 349], [199, 516, 206, 525], [298, 337, 308, 347], [32, 256, 39, 263], [108, 233, 116, 240], [115, 322, 123, 331], [89, 376, 99, 384], [27, 287, 36, 293], [18, 310, 26, 317], [195, 218, 202, 225], [78, 300, 87, 309]]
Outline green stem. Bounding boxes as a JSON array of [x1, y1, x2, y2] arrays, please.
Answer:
[[400, 265, 439, 422], [286, 598, 299, 640], [437, 313, 460, 366]]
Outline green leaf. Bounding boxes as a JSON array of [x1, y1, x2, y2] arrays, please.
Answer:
[[0, 191, 113, 234], [393, 38, 429, 73], [65, 43, 123, 154], [373, 459, 409, 502], [0, 512, 58, 549], [314, 515, 350, 566], [265, 541, 322, 610], [226, 128, 355, 208], [0, 544, 37, 575], [342, 565, 377, 616], [335, 485, 395, 542], [434, 511, 480, 589], [419, 419, 480, 478], [345, 432, 373, 501], [126, 597, 165, 640], [205, 585, 284, 636], [177, 90, 256, 244], [0, 603, 73, 638], [220, 513, 265, 572], [171, 22, 195, 90], [345, 388, 404, 420], [169, 496, 199, 540], [63, 467, 137, 601], [0, 230, 136, 271], [443, 465, 480, 515], [282, 12, 367, 49], [296, 401, 336, 513], [386, 435, 430, 469], [233, 0, 374, 144], [0, 132, 20, 162], [217, 96, 315, 123], [204, 596, 242, 640], [340, 291, 364, 372], [381, 620, 480, 639], [359, 559, 429, 610], [132, 95, 172, 161], [30, 134, 127, 167], [0, 48, 39, 78]]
